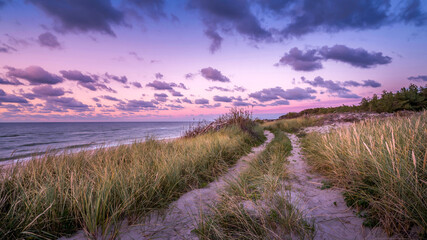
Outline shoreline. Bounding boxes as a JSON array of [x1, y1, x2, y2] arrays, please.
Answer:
[[0, 135, 181, 171]]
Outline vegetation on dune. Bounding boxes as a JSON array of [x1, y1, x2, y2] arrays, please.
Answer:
[[280, 84, 427, 119], [195, 129, 314, 239], [262, 115, 321, 133], [302, 111, 427, 236], [0, 109, 265, 239]]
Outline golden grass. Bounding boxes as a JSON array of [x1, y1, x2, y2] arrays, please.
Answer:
[[0, 125, 265, 239], [262, 116, 321, 133], [302, 111, 427, 236]]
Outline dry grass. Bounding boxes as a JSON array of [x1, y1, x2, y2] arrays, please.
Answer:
[[262, 116, 321, 133], [0, 121, 265, 239], [302, 111, 427, 237], [195, 129, 315, 239]]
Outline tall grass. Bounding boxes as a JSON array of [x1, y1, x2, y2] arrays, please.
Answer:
[[0, 120, 265, 239], [302, 111, 427, 236], [195, 129, 314, 239], [262, 116, 321, 133]]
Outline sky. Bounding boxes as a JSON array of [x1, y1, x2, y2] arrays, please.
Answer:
[[0, 0, 426, 122]]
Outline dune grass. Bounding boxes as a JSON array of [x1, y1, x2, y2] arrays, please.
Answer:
[[302, 111, 427, 236], [262, 116, 321, 133], [0, 119, 265, 239], [195, 129, 315, 239]]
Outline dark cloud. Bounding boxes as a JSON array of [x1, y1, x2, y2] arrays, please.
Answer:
[[0, 77, 23, 85], [127, 0, 166, 20], [116, 100, 157, 112], [189, 0, 271, 52], [154, 93, 168, 102], [278, 47, 322, 71], [102, 95, 122, 102], [60, 70, 116, 92], [233, 86, 246, 92], [233, 101, 252, 107], [146, 80, 174, 90], [6, 66, 63, 85], [169, 89, 183, 97], [29, 0, 125, 36], [399, 0, 427, 26], [200, 67, 230, 82], [279, 0, 391, 38], [302, 76, 360, 99], [213, 95, 232, 102], [105, 73, 127, 84], [195, 98, 209, 104], [408, 75, 427, 82], [249, 86, 316, 102], [166, 104, 184, 110], [278, 45, 391, 71], [206, 86, 232, 92], [44, 97, 90, 112], [92, 97, 100, 102], [0, 90, 28, 104], [32, 85, 65, 97], [131, 82, 142, 88], [185, 73, 196, 79], [0, 43, 17, 53], [269, 100, 290, 106], [343, 79, 382, 88], [155, 72, 164, 79], [319, 45, 392, 68], [201, 103, 221, 109], [182, 97, 192, 104], [205, 29, 223, 53], [38, 32, 61, 49]]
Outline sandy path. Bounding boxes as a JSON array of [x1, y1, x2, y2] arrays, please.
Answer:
[[63, 131, 274, 240], [286, 133, 390, 240]]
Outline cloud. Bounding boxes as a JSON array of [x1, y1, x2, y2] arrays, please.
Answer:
[[146, 80, 174, 90], [6, 66, 63, 85], [32, 85, 66, 97], [319, 45, 392, 68], [195, 98, 209, 104], [92, 97, 100, 102], [269, 100, 290, 106], [302, 76, 360, 98], [0, 90, 28, 104], [233, 101, 252, 107], [189, 0, 271, 52], [131, 82, 142, 88], [278, 45, 391, 71], [129, 51, 143, 61], [127, 0, 166, 20], [249, 86, 316, 102], [182, 97, 192, 104], [343, 79, 382, 87], [166, 104, 184, 110], [105, 73, 127, 84], [0, 77, 23, 85], [278, 47, 322, 71], [233, 86, 247, 92], [154, 93, 168, 102], [185, 73, 196, 79], [399, 0, 427, 26], [60, 70, 116, 92], [408, 75, 427, 82], [116, 100, 157, 112], [0, 43, 17, 53], [155, 72, 164, 79], [29, 0, 125, 36], [101, 95, 122, 102], [200, 67, 230, 82], [38, 32, 61, 49], [206, 86, 232, 92], [278, 0, 391, 38], [169, 89, 183, 97], [204, 29, 223, 53], [213, 95, 233, 102], [43, 97, 90, 112]]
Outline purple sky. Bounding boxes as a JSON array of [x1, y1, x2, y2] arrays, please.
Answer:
[[0, 0, 426, 121]]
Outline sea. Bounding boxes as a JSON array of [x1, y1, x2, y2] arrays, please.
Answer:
[[0, 122, 192, 162]]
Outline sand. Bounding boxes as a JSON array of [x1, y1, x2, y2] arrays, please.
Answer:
[[62, 131, 274, 240]]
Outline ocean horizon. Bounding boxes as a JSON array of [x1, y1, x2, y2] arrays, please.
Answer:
[[0, 121, 193, 162]]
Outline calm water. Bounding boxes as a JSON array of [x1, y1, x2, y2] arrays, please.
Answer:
[[0, 122, 192, 162]]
